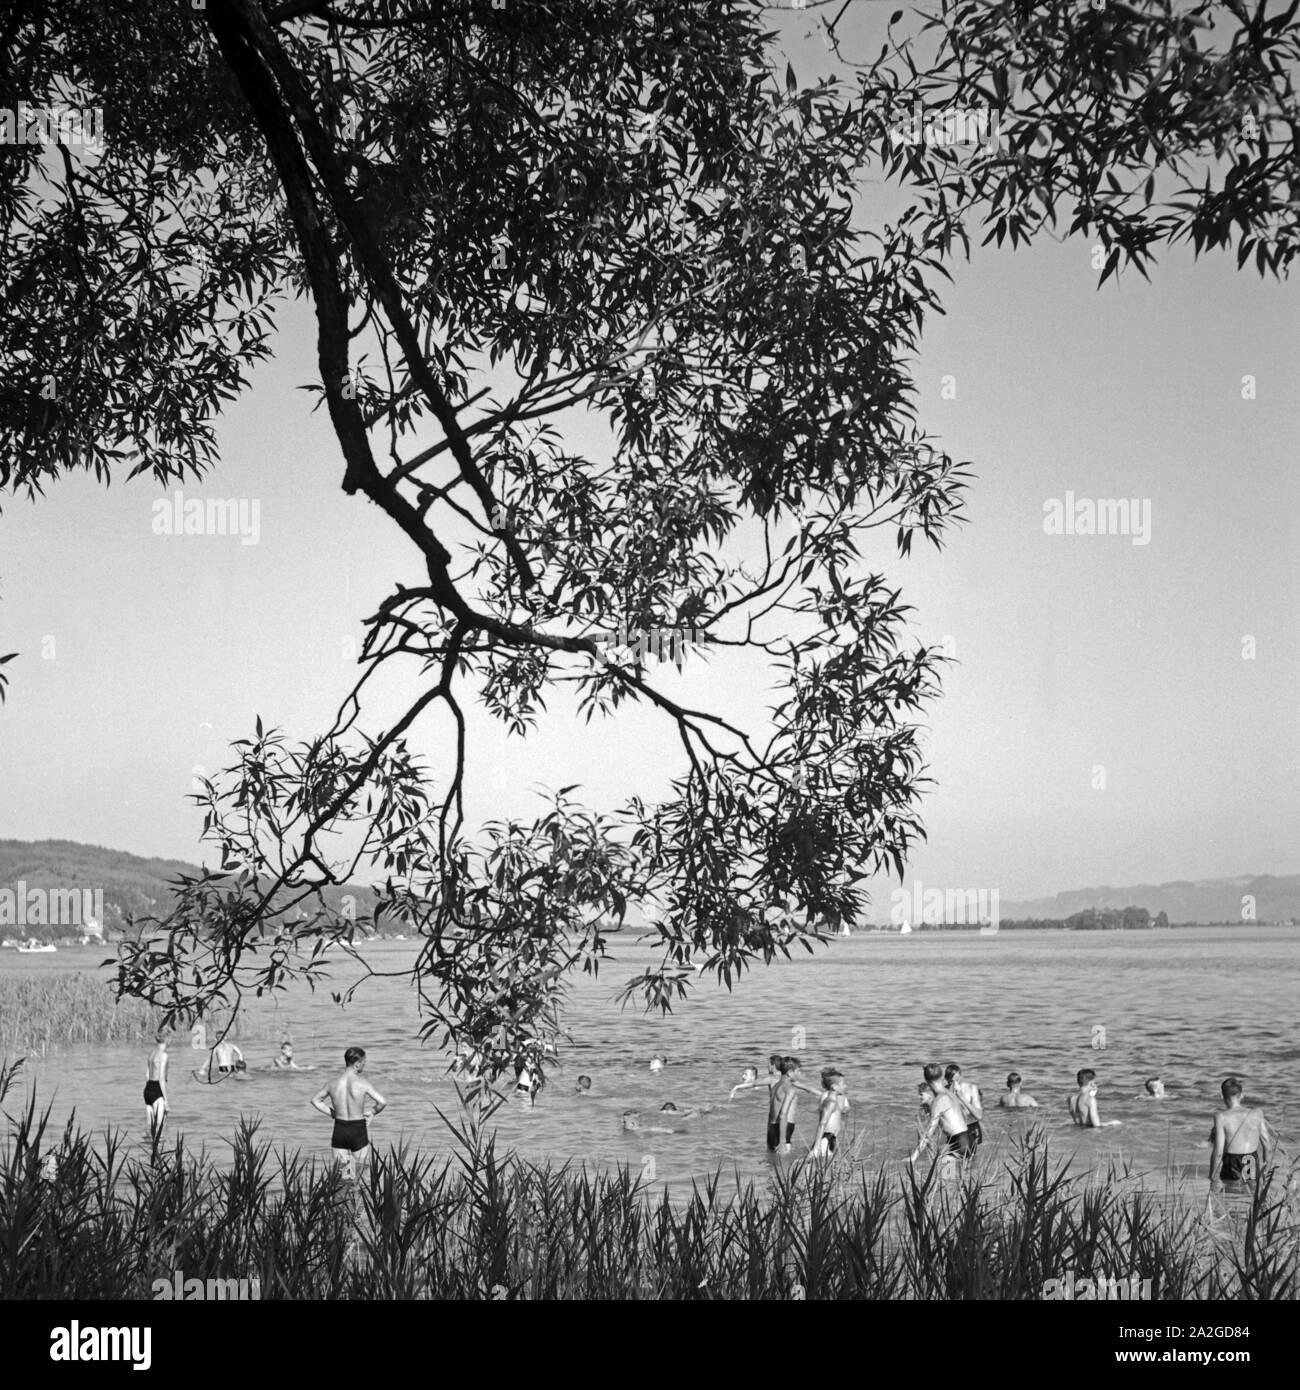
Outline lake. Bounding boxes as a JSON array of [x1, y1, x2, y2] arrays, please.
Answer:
[[4, 927, 1296, 1191]]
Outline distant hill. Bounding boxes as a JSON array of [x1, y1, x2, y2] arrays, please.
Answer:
[[998, 874, 1300, 925], [0, 839, 381, 939], [5, 842, 1298, 939]]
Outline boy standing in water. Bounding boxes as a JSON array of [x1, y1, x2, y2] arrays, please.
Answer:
[[1069, 1068, 1121, 1127], [909, 1063, 971, 1164], [144, 1033, 169, 1138], [945, 1063, 983, 1150], [766, 1059, 791, 1151], [1209, 1077, 1272, 1190], [768, 1057, 808, 1153], [311, 1046, 388, 1178], [811, 1069, 849, 1159]]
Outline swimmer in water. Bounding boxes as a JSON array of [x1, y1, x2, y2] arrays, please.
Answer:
[[1068, 1069, 1121, 1127], [649, 1055, 667, 1073], [998, 1071, 1038, 1108], [945, 1063, 983, 1151], [575, 1075, 592, 1094], [810, 1069, 849, 1160], [273, 1040, 312, 1071], [622, 1109, 674, 1134], [1209, 1077, 1272, 1192], [1142, 1076, 1166, 1098], [732, 1055, 788, 1100], [729, 1066, 761, 1099]]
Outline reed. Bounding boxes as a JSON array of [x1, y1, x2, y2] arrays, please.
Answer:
[[0, 972, 278, 1052], [0, 972, 159, 1051], [1, 1061, 1296, 1299]]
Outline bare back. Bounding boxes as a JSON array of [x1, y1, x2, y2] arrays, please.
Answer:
[[326, 1070, 378, 1120], [768, 1077, 788, 1123], [955, 1080, 982, 1121], [146, 1047, 167, 1082], [1215, 1105, 1267, 1154], [932, 1091, 965, 1135]]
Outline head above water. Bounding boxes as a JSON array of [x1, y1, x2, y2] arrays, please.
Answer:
[[916, 1082, 932, 1099], [944, 1063, 962, 1084], [649, 1055, 666, 1071], [1006, 1072, 1022, 1090], [345, 1046, 366, 1069], [740, 1066, 758, 1084], [783, 1056, 801, 1076], [576, 1075, 592, 1092], [1144, 1076, 1163, 1096], [1076, 1068, 1096, 1087], [1221, 1076, 1244, 1103], [922, 1062, 944, 1085], [821, 1067, 843, 1090], [768, 1054, 782, 1070]]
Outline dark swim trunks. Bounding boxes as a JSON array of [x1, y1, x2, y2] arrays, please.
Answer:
[[143, 1080, 163, 1105], [331, 1118, 369, 1152], [1220, 1151, 1258, 1182], [966, 1120, 983, 1150], [786, 1122, 795, 1143], [823, 1133, 837, 1153], [766, 1120, 781, 1152], [944, 1129, 972, 1156]]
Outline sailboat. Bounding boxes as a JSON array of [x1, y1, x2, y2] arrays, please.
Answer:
[[899, 921, 913, 936], [17, 938, 57, 953]]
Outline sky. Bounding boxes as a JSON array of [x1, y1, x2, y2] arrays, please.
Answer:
[[1, 3, 1297, 908]]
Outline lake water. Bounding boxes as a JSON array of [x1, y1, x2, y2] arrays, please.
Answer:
[[4, 928, 1297, 1191]]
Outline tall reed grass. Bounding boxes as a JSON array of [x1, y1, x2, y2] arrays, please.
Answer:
[[1, 1061, 1295, 1299], [0, 973, 273, 1052], [0, 972, 160, 1052]]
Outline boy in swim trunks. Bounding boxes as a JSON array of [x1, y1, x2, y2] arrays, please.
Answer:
[[945, 1063, 983, 1150], [143, 1032, 169, 1138], [909, 1063, 970, 1164], [1209, 1076, 1272, 1191], [768, 1057, 806, 1153], [311, 1045, 387, 1178], [811, 1069, 849, 1160]]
